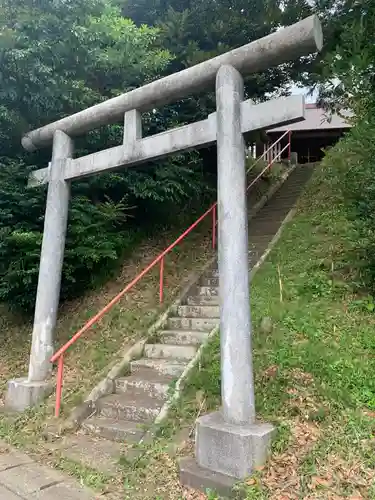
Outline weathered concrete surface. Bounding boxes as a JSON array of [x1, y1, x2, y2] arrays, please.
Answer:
[[195, 412, 275, 479], [22, 15, 322, 151], [290, 151, 298, 165], [131, 358, 186, 377], [6, 130, 73, 411], [115, 369, 172, 399], [0, 443, 95, 499], [216, 65, 255, 426], [5, 378, 53, 412], [144, 343, 197, 361], [179, 457, 241, 499], [28, 95, 305, 186], [123, 108, 142, 147], [159, 330, 209, 345], [82, 417, 144, 443], [47, 434, 128, 476], [167, 316, 218, 331], [29, 130, 73, 382]]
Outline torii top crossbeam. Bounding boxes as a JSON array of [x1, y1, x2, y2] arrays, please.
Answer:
[[22, 15, 323, 152]]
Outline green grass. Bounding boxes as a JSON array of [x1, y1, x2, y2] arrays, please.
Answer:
[[114, 164, 375, 498]]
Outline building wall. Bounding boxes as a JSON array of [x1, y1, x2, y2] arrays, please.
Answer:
[[259, 103, 352, 164], [289, 130, 346, 163], [259, 128, 349, 164]]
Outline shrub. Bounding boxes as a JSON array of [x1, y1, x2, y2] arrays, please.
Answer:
[[0, 158, 136, 310], [0, 153, 214, 312], [322, 102, 375, 292]]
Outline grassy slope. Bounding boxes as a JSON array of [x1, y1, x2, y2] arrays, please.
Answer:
[[114, 164, 375, 499]]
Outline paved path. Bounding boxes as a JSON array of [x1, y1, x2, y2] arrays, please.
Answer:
[[0, 442, 96, 499]]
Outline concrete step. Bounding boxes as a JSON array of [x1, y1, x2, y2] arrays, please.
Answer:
[[131, 358, 186, 377], [97, 391, 163, 422], [159, 330, 208, 346], [47, 434, 128, 475], [172, 304, 220, 318], [197, 286, 219, 297], [115, 369, 173, 399], [167, 316, 219, 332], [186, 295, 220, 306], [144, 343, 197, 361], [200, 277, 219, 287], [82, 417, 144, 443]]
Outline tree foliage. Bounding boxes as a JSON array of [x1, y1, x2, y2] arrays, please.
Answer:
[[122, 0, 318, 99], [308, 0, 374, 112], [319, 0, 375, 291], [0, 0, 211, 311], [0, 0, 171, 152], [0, 0, 332, 312]]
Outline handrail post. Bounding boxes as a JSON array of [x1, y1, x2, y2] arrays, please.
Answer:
[[288, 130, 292, 159], [159, 257, 164, 304], [212, 205, 217, 249], [55, 355, 64, 418]]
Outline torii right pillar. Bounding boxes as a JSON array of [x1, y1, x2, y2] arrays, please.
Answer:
[[180, 66, 277, 495]]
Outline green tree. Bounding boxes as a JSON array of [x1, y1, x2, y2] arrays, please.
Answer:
[[0, 0, 171, 153], [122, 0, 322, 98], [0, 0, 212, 311], [313, 0, 374, 113], [318, 0, 375, 291]]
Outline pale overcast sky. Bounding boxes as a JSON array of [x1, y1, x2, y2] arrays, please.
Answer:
[[289, 85, 318, 103]]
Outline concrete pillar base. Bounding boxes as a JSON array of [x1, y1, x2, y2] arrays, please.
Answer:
[[5, 378, 53, 412], [180, 411, 275, 495], [180, 457, 241, 498]]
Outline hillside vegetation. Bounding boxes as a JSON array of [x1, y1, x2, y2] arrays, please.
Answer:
[[0, 0, 350, 313]]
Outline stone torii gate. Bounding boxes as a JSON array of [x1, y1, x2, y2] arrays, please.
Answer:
[[6, 14, 322, 482]]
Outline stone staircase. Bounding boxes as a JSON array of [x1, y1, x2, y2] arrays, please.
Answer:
[[50, 165, 314, 474], [82, 269, 220, 447]]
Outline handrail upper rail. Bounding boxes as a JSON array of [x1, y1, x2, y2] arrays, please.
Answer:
[[50, 203, 215, 363]]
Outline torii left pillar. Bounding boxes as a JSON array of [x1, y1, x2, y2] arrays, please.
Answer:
[[6, 131, 73, 411]]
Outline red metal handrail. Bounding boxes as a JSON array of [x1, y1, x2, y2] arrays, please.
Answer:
[[51, 131, 291, 417], [247, 140, 291, 192], [248, 129, 290, 174]]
